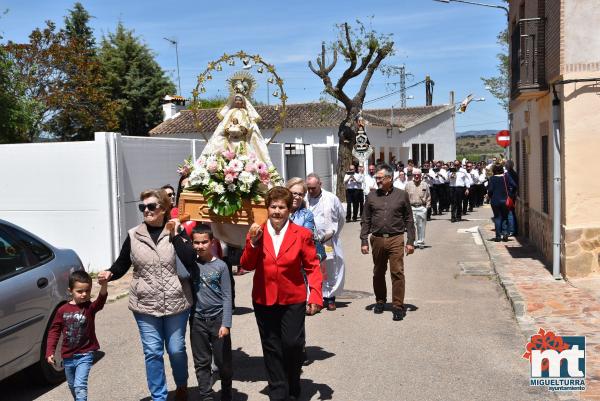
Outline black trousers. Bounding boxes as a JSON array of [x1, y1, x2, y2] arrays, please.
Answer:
[[190, 313, 233, 399], [254, 302, 306, 401], [431, 185, 442, 214], [451, 186, 465, 220], [462, 187, 475, 213], [345, 188, 361, 220], [442, 183, 451, 211], [474, 184, 486, 206]]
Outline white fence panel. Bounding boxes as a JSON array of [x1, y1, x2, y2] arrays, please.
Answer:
[[119, 136, 194, 235], [0, 138, 114, 270]]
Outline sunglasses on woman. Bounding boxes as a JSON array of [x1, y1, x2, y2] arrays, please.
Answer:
[[138, 202, 160, 212]]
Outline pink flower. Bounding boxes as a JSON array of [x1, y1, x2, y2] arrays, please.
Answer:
[[259, 171, 270, 183], [244, 162, 257, 173], [257, 162, 268, 174], [223, 150, 236, 160], [225, 174, 235, 184], [207, 161, 219, 173]]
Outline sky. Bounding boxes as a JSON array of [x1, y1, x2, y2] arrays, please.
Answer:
[[1, 0, 508, 132]]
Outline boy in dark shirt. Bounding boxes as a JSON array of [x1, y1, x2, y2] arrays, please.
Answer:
[[190, 225, 233, 401], [46, 270, 108, 401]]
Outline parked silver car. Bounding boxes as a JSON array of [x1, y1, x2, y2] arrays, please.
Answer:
[[0, 219, 84, 384]]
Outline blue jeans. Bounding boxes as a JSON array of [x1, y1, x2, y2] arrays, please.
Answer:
[[491, 202, 509, 238], [64, 352, 94, 401], [133, 310, 190, 401]]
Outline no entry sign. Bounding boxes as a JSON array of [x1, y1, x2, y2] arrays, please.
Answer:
[[496, 130, 511, 148]]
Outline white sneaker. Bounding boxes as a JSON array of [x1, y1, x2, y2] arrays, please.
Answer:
[[418, 243, 425, 249]]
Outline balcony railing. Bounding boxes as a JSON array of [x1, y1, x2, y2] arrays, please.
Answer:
[[511, 18, 546, 98]]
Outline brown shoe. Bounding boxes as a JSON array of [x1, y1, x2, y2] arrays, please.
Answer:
[[327, 301, 336, 311], [174, 385, 188, 401]]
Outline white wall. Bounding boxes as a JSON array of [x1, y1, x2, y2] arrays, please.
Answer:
[[368, 109, 456, 163], [0, 136, 115, 270]]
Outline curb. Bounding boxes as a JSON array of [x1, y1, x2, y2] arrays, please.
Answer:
[[478, 226, 536, 337]]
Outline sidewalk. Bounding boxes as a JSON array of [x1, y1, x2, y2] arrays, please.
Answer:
[[480, 223, 600, 400]]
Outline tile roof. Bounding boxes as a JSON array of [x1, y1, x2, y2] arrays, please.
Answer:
[[149, 102, 452, 136], [367, 105, 454, 131]]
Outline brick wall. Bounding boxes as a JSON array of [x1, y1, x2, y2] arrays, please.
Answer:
[[544, 0, 562, 80]]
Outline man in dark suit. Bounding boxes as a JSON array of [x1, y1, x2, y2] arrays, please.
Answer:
[[240, 187, 322, 401]]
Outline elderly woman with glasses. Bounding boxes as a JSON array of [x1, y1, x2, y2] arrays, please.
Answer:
[[98, 188, 197, 401]]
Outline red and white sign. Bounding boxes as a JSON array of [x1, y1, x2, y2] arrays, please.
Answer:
[[496, 130, 511, 148]]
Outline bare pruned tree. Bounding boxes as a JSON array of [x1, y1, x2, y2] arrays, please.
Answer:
[[309, 20, 393, 199]]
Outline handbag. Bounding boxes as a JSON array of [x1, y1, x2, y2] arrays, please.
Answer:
[[503, 175, 515, 209]]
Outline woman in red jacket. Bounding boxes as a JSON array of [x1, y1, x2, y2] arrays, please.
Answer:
[[240, 186, 322, 401]]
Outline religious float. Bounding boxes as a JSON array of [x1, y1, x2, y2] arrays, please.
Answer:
[[176, 52, 287, 246]]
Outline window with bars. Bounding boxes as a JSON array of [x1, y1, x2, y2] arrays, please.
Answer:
[[541, 135, 549, 213], [427, 144, 435, 162]]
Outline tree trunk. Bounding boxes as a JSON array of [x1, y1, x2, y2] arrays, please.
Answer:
[[335, 107, 361, 201]]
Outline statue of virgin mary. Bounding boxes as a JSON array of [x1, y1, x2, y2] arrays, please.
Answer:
[[201, 72, 273, 167]]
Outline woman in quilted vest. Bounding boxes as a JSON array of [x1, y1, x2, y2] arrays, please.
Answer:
[[98, 189, 197, 401]]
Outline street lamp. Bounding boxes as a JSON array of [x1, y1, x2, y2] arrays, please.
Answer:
[[432, 0, 508, 18], [163, 37, 182, 96]]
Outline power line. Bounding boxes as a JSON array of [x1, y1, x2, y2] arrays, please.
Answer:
[[364, 79, 426, 105]]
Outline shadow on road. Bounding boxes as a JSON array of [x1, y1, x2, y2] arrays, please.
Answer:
[[0, 351, 106, 401], [140, 386, 250, 401], [231, 346, 335, 400], [365, 303, 419, 313], [232, 306, 254, 316]]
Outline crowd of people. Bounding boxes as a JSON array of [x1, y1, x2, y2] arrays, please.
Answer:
[[46, 157, 517, 401], [345, 156, 518, 247]]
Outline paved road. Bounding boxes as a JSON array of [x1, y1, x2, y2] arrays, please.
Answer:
[[2, 206, 555, 401]]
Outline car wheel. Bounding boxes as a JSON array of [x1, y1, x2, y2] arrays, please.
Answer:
[[28, 309, 65, 384]]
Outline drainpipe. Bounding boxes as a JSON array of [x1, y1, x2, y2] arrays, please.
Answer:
[[551, 85, 562, 280]]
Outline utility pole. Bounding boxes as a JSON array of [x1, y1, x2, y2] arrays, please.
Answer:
[[163, 37, 181, 96], [399, 65, 407, 108], [386, 65, 413, 108]]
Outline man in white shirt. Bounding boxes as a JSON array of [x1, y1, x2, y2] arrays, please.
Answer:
[[429, 161, 447, 216], [306, 173, 345, 311], [363, 164, 377, 199], [343, 164, 363, 222], [393, 170, 407, 190], [462, 161, 476, 214], [474, 162, 487, 206], [448, 160, 470, 222]]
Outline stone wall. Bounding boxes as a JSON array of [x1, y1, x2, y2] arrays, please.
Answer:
[[528, 208, 552, 265], [564, 227, 600, 277]]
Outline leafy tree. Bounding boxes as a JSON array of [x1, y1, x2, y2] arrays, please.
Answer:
[[309, 20, 394, 198], [99, 22, 175, 136], [196, 96, 228, 109], [63, 2, 95, 50], [0, 46, 39, 143], [3, 21, 66, 141], [46, 2, 118, 141], [4, 9, 118, 142]]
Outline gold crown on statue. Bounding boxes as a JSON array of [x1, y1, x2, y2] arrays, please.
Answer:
[[227, 71, 257, 98]]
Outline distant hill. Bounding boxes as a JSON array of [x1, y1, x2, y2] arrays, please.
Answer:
[[456, 129, 498, 138], [456, 133, 505, 161]]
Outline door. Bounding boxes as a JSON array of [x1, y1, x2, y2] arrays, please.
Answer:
[[0, 224, 55, 368]]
